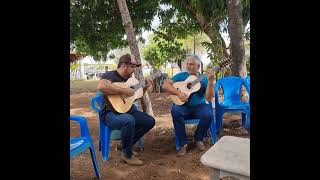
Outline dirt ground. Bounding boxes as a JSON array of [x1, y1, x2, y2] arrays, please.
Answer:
[[70, 80, 249, 180]]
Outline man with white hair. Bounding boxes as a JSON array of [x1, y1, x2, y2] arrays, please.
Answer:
[[162, 55, 216, 156]]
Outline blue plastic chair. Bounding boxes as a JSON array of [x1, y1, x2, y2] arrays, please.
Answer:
[[244, 75, 250, 133], [70, 116, 100, 179], [214, 76, 250, 134], [174, 101, 217, 150], [244, 111, 250, 133], [90, 92, 144, 161], [246, 75, 250, 86], [245, 75, 250, 92]]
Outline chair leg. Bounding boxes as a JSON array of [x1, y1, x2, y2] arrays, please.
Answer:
[[209, 121, 217, 144], [241, 112, 246, 126], [101, 136, 106, 161], [102, 127, 111, 161], [215, 109, 223, 135], [219, 111, 225, 134], [99, 120, 103, 151], [244, 116, 250, 133], [89, 146, 101, 178], [100, 123, 105, 159]]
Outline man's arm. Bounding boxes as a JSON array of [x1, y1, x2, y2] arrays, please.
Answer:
[[162, 79, 180, 96], [162, 79, 188, 102], [97, 79, 134, 96], [205, 69, 216, 101], [142, 78, 152, 95], [205, 81, 215, 101]]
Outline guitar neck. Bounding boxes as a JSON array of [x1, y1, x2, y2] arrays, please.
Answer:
[[131, 82, 145, 90], [191, 65, 220, 86], [131, 72, 160, 90]]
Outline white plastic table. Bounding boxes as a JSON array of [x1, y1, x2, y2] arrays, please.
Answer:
[[200, 136, 250, 180]]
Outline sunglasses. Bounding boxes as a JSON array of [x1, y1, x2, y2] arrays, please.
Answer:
[[125, 62, 141, 67]]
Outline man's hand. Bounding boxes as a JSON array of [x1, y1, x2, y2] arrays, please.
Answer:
[[143, 78, 153, 92], [145, 78, 153, 89], [177, 91, 188, 102], [123, 88, 135, 97], [206, 68, 216, 82]]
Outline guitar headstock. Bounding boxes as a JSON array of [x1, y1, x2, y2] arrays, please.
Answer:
[[150, 70, 163, 80], [218, 58, 232, 69], [210, 58, 232, 72], [141, 70, 163, 87]]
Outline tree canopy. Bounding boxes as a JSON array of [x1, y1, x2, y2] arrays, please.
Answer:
[[71, 0, 250, 66], [71, 0, 159, 60]]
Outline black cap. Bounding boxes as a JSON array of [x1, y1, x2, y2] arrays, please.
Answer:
[[119, 54, 141, 67]]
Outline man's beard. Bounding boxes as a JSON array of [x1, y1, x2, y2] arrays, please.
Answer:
[[124, 71, 133, 78]]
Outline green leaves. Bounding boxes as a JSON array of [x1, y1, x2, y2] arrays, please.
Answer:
[[143, 31, 186, 70], [71, 0, 159, 60], [70, 0, 250, 65], [201, 31, 225, 67]]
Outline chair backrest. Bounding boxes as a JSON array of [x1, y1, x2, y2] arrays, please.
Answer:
[[214, 76, 250, 104], [90, 92, 104, 113], [246, 75, 250, 88], [70, 116, 92, 145], [245, 75, 250, 85]]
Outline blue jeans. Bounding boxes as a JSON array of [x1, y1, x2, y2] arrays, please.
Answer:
[[105, 107, 155, 158], [171, 103, 213, 147]]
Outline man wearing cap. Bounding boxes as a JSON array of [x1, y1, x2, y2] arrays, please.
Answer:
[[97, 54, 155, 166]]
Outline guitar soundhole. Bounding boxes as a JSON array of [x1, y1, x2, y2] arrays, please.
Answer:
[[187, 83, 192, 89]]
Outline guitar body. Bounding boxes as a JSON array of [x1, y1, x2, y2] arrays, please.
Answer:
[[169, 58, 232, 105], [107, 77, 143, 113], [170, 75, 201, 105]]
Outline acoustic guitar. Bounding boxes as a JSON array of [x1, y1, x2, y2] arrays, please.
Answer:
[[107, 71, 162, 113], [170, 59, 232, 105]]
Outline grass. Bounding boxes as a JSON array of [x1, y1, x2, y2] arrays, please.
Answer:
[[70, 80, 99, 93]]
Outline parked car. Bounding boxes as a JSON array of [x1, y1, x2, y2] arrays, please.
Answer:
[[86, 72, 104, 80]]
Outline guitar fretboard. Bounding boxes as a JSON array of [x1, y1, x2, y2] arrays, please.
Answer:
[[190, 65, 220, 87], [131, 71, 161, 90], [131, 81, 145, 90]]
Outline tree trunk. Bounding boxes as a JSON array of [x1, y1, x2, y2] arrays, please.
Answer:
[[192, 10, 230, 60], [152, 68, 160, 93], [227, 0, 247, 78], [116, 0, 154, 116], [183, 2, 235, 77]]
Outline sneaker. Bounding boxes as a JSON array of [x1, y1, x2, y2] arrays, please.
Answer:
[[116, 144, 139, 156], [177, 144, 188, 156], [121, 153, 144, 166], [196, 141, 205, 151]]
